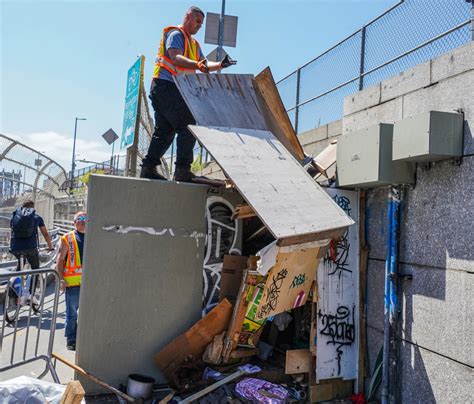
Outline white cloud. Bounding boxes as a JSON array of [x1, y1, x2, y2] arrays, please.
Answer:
[[5, 131, 112, 171]]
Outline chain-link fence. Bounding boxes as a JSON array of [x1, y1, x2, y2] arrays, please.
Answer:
[[0, 134, 68, 231], [277, 0, 473, 134]]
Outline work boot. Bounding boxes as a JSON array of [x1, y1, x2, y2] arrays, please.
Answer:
[[173, 167, 209, 183], [140, 165, 167, 181]]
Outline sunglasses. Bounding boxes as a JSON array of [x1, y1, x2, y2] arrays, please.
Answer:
[[75, 216, 88, 222]]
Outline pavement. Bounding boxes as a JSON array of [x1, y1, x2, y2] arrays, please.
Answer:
[[0, 281, 76, 383]]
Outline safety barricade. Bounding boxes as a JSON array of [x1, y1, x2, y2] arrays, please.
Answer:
[[0, 267, 60, 382]]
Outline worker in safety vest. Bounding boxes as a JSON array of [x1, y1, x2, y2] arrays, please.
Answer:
[[140, 6, 235, 183], [56, 211, 87, 351]]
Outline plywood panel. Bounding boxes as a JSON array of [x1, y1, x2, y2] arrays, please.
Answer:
[[174, 74, 267, 130], [317, 189, 359, 382], [188, 125, 354, 241]]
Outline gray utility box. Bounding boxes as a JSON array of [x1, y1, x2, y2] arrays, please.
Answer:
[[392, 111, 463, 162], [337, 123, 415, 188]]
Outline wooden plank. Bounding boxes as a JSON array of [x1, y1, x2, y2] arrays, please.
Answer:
[[285, 349, 312, 374], [188, 126, 354, 241], [174, 74, 267, 130], [154, 299, 233, 379], [232, 203, 256, 220], [254, 67, 305, 161], [277, 227, 346, 246], [179, 369, 246, 404], [223, 271, 251, 362], [230, 348, 259, 359], [60, 381, 85, 404], [52, 353, 134, 402]]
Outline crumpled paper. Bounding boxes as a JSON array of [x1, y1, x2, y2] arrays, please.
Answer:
[[0, 376, 84, 404]]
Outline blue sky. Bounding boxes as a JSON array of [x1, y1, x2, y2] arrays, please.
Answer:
[[0, 0, 394, 169]]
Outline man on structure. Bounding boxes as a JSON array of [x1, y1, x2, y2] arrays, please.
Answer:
[[10, 200, 53, 270], [140, 6, 234, 182], [56, 211, 87, 351]]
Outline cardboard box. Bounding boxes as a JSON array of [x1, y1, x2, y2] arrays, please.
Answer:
[[219, 255, 248, 302]]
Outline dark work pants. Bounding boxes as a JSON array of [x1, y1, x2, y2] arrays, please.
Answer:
[[142, 79, 196, 169]]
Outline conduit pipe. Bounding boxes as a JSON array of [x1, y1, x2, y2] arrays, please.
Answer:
[[381, 186, 401, 404]]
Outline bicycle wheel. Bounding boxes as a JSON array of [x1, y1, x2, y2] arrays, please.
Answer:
[[31, 274, 45, 313], [4, 286, 19, 324]]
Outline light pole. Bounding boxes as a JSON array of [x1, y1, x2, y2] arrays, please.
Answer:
[[70, 117, 86, 191], [216, 0, 226, 70]]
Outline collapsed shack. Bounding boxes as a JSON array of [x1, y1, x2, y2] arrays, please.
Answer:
[[76, 69, 357, 402]]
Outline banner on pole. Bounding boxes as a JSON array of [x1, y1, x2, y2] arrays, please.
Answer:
[[120, 56, 143, 150]]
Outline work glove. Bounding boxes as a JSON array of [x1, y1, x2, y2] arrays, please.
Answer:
[[220, 55, 237, 68], [197, 59, 209, 73]]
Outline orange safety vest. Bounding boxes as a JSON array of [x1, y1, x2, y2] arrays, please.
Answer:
[[62, 231, 82, 287], [153, 25, 201, 78]]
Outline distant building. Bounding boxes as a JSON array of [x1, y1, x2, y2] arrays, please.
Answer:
[[0, 169, 22, 200]]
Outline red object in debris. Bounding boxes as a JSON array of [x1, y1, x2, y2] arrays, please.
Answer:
[[351, 393, 366, 404]]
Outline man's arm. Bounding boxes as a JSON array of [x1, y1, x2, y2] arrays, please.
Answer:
[[169, 49, 222, 72], [56, 238, 68, 291], [168, 48, 201, 70], [166, 31, 222, 73], [39, 226, 53, 250]]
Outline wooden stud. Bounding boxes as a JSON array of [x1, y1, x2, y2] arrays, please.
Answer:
[[254, 67, 305, 161], [232, 203, 257, 220]]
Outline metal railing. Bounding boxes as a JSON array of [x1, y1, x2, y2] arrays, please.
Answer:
[[162, 142, 213, 177], [0, 231, 60, 271], [62, 155, 125, 192], [276, 0, 473, 134], [0, 267, 61, 383], [53, 220, 75, 236]]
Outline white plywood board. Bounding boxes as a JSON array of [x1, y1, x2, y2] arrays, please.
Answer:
[[188, 125, 354, 240], [316, 188, 359, 382]]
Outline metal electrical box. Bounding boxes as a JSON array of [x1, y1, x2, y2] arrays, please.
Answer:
[[337, 123, 415, 188], [392, 111, 463, 162]]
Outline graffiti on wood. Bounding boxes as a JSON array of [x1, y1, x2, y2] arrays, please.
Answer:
[[317, 189, 359, 381]]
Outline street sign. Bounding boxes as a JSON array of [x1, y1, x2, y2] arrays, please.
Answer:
[[120, 56, 143, 150], [204, 12, 238, 47], [206, 47, 229, 63], [102, 128, 119, 145]]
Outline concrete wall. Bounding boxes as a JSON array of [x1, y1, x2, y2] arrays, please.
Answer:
[[302, 41, 473, 402], [77, 175, 208, 393]]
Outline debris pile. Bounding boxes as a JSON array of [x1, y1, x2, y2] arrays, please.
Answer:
[[68, 68, 356, 402]]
